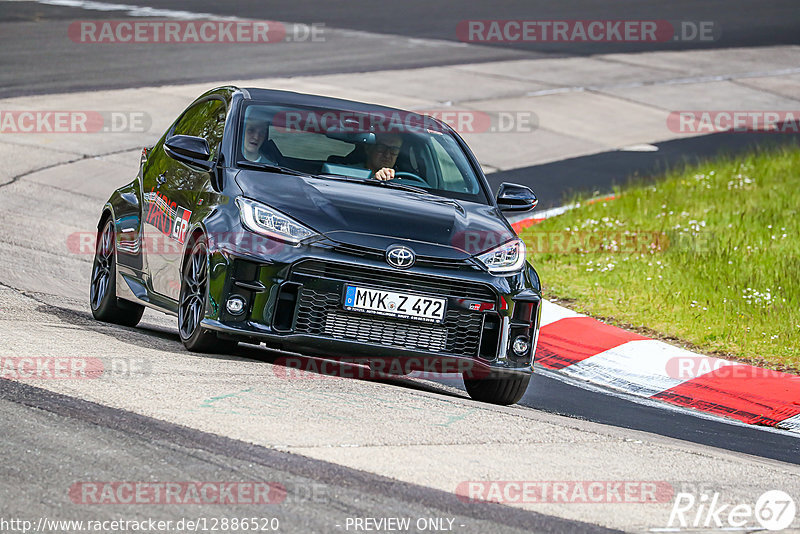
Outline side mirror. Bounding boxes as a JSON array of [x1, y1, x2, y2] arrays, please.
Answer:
[[496, 182, 538, 212], [164, 135, 214, 172]]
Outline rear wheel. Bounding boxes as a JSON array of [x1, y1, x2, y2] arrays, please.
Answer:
[[178, 235, 238, 353], [463, 372, 531, 406], [90, 218, 144, 327]]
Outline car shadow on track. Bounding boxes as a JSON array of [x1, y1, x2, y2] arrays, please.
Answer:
[[34, 301, 469, 400]]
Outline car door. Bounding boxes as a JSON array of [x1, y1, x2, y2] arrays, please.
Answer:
[[142, 96, 227, 300]]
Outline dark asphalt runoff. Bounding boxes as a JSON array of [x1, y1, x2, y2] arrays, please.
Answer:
[[128, 0, 800, 53], [488, 131, 800, 208], [1, 0, 798, 97]]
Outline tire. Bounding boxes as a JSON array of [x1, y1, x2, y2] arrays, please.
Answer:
[[90, 217, 145, 327], [178, 234, 238, 353], [463, 372, 531, 406]]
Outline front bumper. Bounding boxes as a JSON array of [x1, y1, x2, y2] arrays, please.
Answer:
[[205, 240, 541, 375]]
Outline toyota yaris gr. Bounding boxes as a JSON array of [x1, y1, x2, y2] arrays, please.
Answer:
[[90, 86, 542, 405]]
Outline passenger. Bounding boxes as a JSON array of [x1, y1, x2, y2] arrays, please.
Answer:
[[242, 113, 270, 162], [364, 133, 403, 181]]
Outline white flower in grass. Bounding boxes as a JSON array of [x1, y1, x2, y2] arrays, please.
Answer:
[[727, 173, 754, 190], [598, 262, 616, 272], [741, 287, 776, 308]]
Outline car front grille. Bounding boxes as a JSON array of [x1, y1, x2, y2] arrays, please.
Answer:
[[324, 311, 448, 353], [289, 260, 492, 357]]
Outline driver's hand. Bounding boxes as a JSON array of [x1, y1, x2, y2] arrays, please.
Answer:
[[373, 168, 395, 181]]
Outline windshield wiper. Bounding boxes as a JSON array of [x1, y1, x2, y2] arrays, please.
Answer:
[[378, 181, 465, 212], [237, 160, 308, 177], [318, 174, 428, 194], [362, 179, 430, 195]]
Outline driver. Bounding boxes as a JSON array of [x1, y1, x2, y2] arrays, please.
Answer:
[[364, 133, 403, 181]]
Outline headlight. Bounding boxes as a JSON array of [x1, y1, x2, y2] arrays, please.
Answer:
[[475, 238, 526, 274], [236, 197, 317, 245]]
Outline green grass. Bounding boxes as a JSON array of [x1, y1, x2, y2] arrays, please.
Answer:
[[520, 144, 800, 372]]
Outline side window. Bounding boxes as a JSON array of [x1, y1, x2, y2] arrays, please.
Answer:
[[172, 98, 227, 158]]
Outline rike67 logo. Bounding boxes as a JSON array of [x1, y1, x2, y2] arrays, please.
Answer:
[[668, 489, 796, 531]]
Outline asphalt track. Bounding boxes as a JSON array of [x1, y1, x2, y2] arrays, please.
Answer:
[[1, 0, 799, 96], [0, 379, 612, 534], [1, 1, 799, 531]]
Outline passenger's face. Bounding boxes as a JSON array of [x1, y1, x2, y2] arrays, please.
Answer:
[[243, 121, 267, 158], [366, 135, 402, 172]]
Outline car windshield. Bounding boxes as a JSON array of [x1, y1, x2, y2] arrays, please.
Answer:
[[236, 102, 489, 203]]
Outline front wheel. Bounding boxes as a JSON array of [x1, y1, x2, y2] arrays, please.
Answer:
[[178, 235, 238, 353], [463, 372, 531, 405], [90, 217, 144, 327]]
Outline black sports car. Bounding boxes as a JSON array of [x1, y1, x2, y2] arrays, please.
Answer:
[[91, 86, 542, 405]]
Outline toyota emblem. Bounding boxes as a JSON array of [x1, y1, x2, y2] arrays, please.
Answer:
[[386, 245, 415, 269]]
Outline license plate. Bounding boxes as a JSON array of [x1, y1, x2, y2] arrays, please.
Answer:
[[343, 285, 446, 323]]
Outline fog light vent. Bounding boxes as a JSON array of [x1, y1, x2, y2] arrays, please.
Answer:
[[512, 336, 530, 356], [226, 295, 246, 315]]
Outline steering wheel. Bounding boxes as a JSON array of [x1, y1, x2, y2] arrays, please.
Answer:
[[392, 171, 427, 185]]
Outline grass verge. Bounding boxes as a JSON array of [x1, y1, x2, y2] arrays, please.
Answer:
[[520, 144, 800, 372]]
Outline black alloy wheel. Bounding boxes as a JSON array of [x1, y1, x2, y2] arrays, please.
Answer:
[[178, 235, 237, 353], [90, 217, 144, 326]]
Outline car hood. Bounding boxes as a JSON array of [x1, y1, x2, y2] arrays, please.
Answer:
[[235, 170, 515, 258]]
